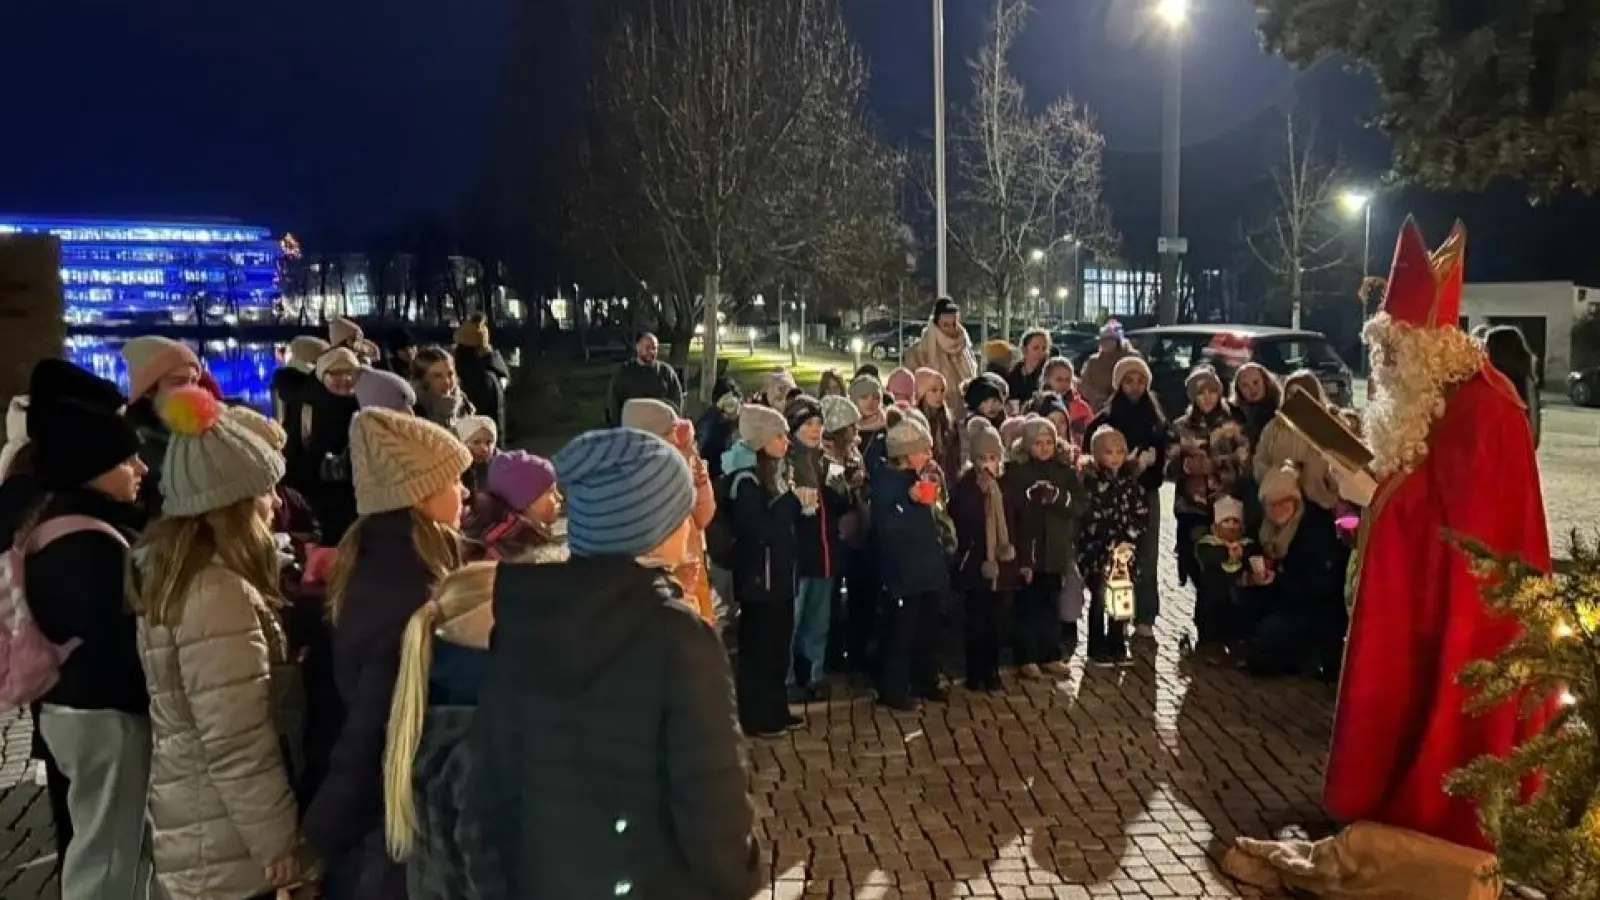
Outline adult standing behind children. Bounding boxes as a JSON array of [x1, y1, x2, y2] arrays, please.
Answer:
[[131, 388, 308, 900], [303, 408, 470, 899], [607, 331, 686, 424], [470, 427, 761, 900], [453, 314, 511, 440], [902, 297, 978, 422]]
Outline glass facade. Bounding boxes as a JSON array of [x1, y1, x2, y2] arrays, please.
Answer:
[[65, 335, 280, 412], [1080, 266, 1223, 320], [0, 217, 279, 323]]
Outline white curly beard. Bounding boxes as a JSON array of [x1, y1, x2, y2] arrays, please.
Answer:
[[1363, 315, 1484, 479]]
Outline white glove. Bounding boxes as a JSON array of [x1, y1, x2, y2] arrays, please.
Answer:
[[1325, 455, 1378, 507]]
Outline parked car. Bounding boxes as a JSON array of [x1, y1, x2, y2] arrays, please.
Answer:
[[1570, 366, 1600, 407], [1049, 329, 1099, 360], [1124, 325, 1355, 420], [868, 323, 927, 361]]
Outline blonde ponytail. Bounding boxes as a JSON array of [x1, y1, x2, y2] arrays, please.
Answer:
[[382, 561, 498, 861]]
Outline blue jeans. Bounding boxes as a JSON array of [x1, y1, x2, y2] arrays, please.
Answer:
[[789, 577, 833, 687]]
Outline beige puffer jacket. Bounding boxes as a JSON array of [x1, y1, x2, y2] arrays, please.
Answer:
[[138, 562, 300, 900]]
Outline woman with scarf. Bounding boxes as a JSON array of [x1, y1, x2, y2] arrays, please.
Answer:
[[902, 297, 978, 423], [1228, 361, 1283, 533]]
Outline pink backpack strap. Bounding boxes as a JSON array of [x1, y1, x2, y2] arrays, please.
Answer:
[[22, 515, 130, 554]]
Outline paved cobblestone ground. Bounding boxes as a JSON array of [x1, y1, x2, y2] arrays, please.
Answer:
[[3, 442, 1596, 899]]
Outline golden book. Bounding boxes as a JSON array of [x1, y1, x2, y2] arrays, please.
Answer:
[[1274, 385, 1374, 473]]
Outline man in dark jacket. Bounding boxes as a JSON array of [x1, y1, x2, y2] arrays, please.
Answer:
[[607, 332, 686, 424], [469, 427, 759, 900]]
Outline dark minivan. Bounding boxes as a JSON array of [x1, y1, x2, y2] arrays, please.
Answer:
[[1122, 325, 1355, 419]]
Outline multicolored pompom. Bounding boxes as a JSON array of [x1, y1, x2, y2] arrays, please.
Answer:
[[157, 384, 223, 436]]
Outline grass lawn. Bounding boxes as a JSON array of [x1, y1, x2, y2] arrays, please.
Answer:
[[509, 347, 860, 455]]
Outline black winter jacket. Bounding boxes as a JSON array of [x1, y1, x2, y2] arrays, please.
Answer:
[[468, 557, 760, 900], [455, 346, 509, 439], [721, 444, 800, 604], [304, 510, 444, 898], [24, 488, 147, 715], [870, 467, 950, 599], [607, 358, 686, 424], [1084, 394, 1170, 492]]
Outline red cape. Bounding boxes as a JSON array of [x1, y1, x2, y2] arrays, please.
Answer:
[[1324, 366, 1553, 852]]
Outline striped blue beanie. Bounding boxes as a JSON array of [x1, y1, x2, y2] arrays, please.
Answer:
[[552, 427, 694, 558]]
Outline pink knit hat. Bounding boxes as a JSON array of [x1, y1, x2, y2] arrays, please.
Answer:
[[999, 415, 1027, 448], [885, 367, 916, 400], [913, 367, 946, 401], [122, 336, 201, 401]]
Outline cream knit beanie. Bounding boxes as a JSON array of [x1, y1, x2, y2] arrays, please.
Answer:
[[350, 407, 472, 515], [159, 388, 285, 517], [224, 405, 287, 453], [453, 414, 498, 445], [315, 347, 361, 380], [123, 336, 201, 401]]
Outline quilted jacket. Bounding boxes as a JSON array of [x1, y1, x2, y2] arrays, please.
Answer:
[[138, 562, 301, 900]]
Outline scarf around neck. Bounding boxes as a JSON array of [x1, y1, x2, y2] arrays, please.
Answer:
[[1260, 502, 1304, 560], [977, 470, 1013, 585]]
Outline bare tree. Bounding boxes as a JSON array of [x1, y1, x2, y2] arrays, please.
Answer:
[[946, 0, 1115, 336], [1244, 109, 1351, 329], [567, 0, 899, 396]]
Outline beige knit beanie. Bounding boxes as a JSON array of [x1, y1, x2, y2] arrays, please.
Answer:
[[224, 405, 287, 453], [621, 398, 678, 438], [350, 407, 471, 516], [158, 387, 285, 517], [288, 336, 331, 372], [315, 347, 361, 380]]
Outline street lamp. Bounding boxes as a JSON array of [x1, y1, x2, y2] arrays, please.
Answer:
[[1340, 190, 1374, 279], [787, 330, 801, 367], [850, 336, 865, 370], [933, 0, 949, 298], [1154, 0, 1187, 325], [747, 326, 758, 356], [1029, 248, 1046, 263]]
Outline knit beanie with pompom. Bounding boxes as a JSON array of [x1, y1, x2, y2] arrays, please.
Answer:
[[967, 416, 1004, 462], [159, 387, 285, 517], [885, 406, 933, 459], [224, 405, 287, 454], [349, 407, 472, 516]]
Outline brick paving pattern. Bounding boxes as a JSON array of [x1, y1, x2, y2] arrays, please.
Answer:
[[2, 444, 1595, 899]]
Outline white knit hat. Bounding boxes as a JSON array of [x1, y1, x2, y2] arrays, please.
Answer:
[[159, 388, 285, 517], [453, 415, 498, 445], [350, 408, 472, 516], [820, 395, 861, 434], [315, 347, 361, 380], [1213, 495, 1245, 523]]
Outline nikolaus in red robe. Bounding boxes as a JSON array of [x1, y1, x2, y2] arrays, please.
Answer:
[[1323, 218, 1554, 853]]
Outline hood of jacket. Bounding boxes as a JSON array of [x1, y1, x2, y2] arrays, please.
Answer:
[[721, 440, 759, 477], [490, 556, 682, 696]]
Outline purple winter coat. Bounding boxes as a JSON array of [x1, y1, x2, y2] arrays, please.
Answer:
[[303, 509, 450, 899], [948, 467, 1040, 593]]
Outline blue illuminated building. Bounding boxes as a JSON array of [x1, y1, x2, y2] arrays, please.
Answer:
[[0, 217, 280, 323]]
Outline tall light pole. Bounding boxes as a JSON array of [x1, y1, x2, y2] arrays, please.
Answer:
[[1155, 0, 1188, 325], [933, 0, 950, 300], [1340, 189, 1373, 279]]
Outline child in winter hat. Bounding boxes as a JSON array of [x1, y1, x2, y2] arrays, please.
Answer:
[[621, 398, 717, 623], [1111, 356, 1154, 393], [315, 347, 362, 384], [738, 403, 789, 450], [820, 394, 861, 436], [157, 388, 285, 516], [463, 450, 561, 562], [349, 407, 473, 518], [122, 335, 202, 402], [885, 368, 916, 407], [762, 369, 798, 408], [454, 415, 499, 492], [784, 394, 825, 493], [551, 427, 695, 559], [356, 367, 418, 413]]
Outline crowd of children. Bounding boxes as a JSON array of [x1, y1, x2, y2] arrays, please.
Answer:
[[0, 309, 1368, 900]]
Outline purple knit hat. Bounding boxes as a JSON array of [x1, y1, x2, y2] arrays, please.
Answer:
[[487, 449, 557, 511]]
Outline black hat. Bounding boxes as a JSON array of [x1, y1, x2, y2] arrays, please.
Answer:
[[1028, 391, 1069, 420], [26, 359, 127, 436], [32, 399, 142, 491], [783, 394, 824, 434], [932, 297, 960, 320], [963, 374, 1005, 413], [711, 376, 741, 403], [980, 371, 1010, 399]]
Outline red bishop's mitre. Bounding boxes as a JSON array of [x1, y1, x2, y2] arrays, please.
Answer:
[[1379, 216, 1466, 328]]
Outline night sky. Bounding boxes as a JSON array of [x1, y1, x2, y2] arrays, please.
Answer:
[[3, 0, 1598, 282]]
